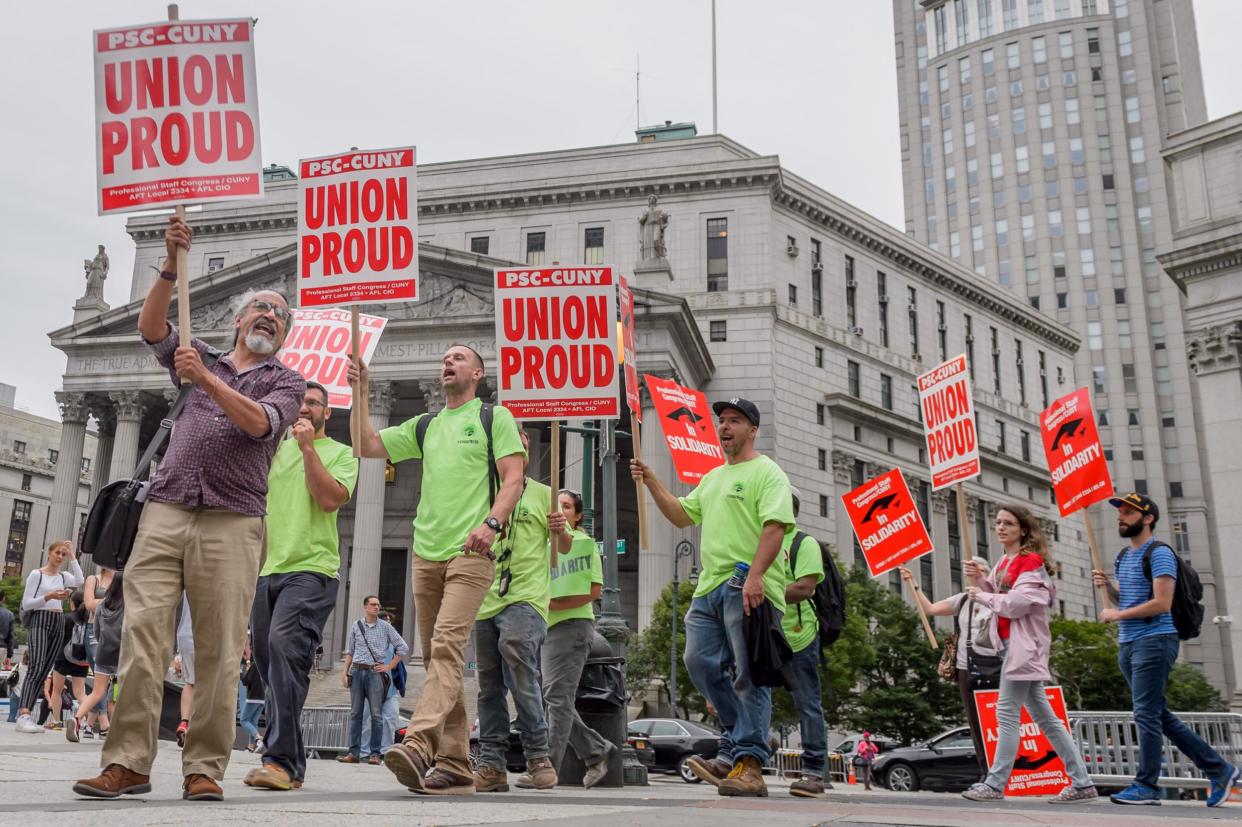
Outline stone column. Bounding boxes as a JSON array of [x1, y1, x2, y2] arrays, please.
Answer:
[[637, 393, 692, 631], [930, 491, 952, 619], [90, 404, 116, 499], [108, 390, 146, 482], [45, 392, 89, 554], [347, 382, 395, 639]]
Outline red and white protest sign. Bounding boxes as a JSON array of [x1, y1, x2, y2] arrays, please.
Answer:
[[842, 468, 934, 577], [93, 18, 263, 214], [495, 267, 619, 421], [1040, 388, 1113, 516], [975, 686, 1072, 796], [297, 147, 418, 307], [917, 355, 980, 489], [643, 375, 724, 484], [619, 276, 641, 420], [279, 309, 387, 409]]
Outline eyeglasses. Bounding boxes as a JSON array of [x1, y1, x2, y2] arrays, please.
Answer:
[[249, 299, 290, 323], [303, 398, 326, 408]]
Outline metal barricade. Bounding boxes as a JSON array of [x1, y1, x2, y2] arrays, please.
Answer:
[[827, 752, 848, 784], [770, 748, 802, 779], [1072, 711, 1242, 790], [300, 705, 351, 756]]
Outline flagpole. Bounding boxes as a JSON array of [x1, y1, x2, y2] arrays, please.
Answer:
[[711, 0, 718, 133]]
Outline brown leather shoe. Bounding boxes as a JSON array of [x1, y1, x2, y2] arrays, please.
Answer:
[[474, 764, 510, 792], [789, 774, 826, 799], [183, 773, 223, 801], [515, 756, 557, 790], [368, 754, 383, 765], [718, 756, 768, 798], [73, 764, 151, 798], [685, 754, 733, 787], [336, 752, 360, 764], [382, 742, 431, 793], [421, 767, 475, 795], [243, 763, 295, 791]]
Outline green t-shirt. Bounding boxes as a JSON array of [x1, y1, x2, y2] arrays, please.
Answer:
[[679, 454, 795, 615], [262, 436, 359, 578], [380, 398, 526, 561], [547, 528, 603, 629], [781, 531, 825, 653], [477, 478, 553, 622]]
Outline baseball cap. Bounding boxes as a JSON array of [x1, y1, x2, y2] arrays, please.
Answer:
[[789, 486, 802, 509], [1108, 491, 1159, 521], [712, 397, 760, 427]]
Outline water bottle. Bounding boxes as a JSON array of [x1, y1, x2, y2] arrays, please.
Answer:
[[727, 561, 750, 589]]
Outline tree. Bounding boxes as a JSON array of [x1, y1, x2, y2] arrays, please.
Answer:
[[1, 576, 21, 615], [625, 579, 705, 720], [1167, 663, 1228, 712]]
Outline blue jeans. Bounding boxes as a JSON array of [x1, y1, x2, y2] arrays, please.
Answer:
[[348, 666, 385, 757], [361, 691, 400, 757], [237, 683, 263, 744], [683, 582, 772, 764], [780, 642, 826, 775], [1119, 633, 1230, 792], [475, 602, 550, 769]]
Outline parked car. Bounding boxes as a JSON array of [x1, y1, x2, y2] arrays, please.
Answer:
[[873, 727, 979, 792], [460, 718, 653, 773], [628, 718, 722, 783]]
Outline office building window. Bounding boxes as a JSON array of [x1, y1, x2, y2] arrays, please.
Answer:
[[706, 218, 728, 292], [13, 441, 25, 455], [978, 0, 994, 36], [816, 403, 825, 426], [848, 361, 861, 397], [525, 231, 546, 265], [709, 321, 727, 342], [49, 449, 59, 465], [936, 301, 948, 361], [788, 284, 798, 307], [819, 495, 829, 518], [852, 461, 866, 566], [814, 346, 824, 368], [913, 384, 923, 423], [845, 255, 857, 329], [990, 327, 1001, 394], [6, 500, 33, 573], [811, 239, 823, 317], [965, 313, 975, 380], [818, 449, 827, 471], [1038, 350, 1049, 408], [948, 498, 963, 592], [469, 236, 490, 255], [881, 375, 893, 411], [207, 256, 226, 273], [996, 420, 1007, 453], [20, 474, 31, 492], [878, 272, 889, 347], [1033, 34, 1046, 62], [583, 227, 604, 265], [82, 457, 91, 472], [908, 287, 920, 357]]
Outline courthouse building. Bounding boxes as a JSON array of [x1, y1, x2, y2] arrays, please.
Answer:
[[47, 132, 1089, 663]]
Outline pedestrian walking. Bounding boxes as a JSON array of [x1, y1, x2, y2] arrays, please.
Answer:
[[960, 504, 1098, 804], [0, 601, 16, 671], [15, 540, 82, 734], [855, 732, 879, 790], [174, 593, 195, 749], [237, 654, 265, 753], [338, 596, 408, 765], [1093, 492, 1240, 807], [540, 488, 615, 789], [778, 488, 829, 799], [81, 567, 114, 737], [73, 215, 305, 803], [900, 556, 996, 780], [51, 590, 92, 741], [76, 572, 124, 742], [631, 397, 795, 797], [244, 381, 357, 792], [348, 346, 526, 796], [473, 430, 568, 793]]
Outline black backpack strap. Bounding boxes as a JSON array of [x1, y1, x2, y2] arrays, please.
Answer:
[[413, 412, 432, 454], [132, 352, 221, 481], [790, 531, 808, 626], [481, 403, 497, 505]]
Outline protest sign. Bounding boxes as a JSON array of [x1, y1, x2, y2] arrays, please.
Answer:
[[297, 147, 418, 307], [842, 468, 934, 578], [1039, 388, 1113, 517], [917, 355, 980, 490], [974, 686, 1072, 796], [279, 309, 387, 409], [495, 267, 619, 421], [619, 276, 641, 420], [643, 375, 724, 485], [93, 17, 263, 214]]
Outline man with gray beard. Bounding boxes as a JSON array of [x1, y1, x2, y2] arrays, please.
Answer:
[[74, 215, 305, 803]]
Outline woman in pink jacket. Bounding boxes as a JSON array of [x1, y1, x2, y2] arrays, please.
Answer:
[[960, 503, 1098, 804]]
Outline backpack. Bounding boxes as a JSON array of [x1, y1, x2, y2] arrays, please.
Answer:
[[413, 403, 497, 504], [789, 531, 847, 659], [1116, 541, 1204, 641], [63, 621, 89, 666]]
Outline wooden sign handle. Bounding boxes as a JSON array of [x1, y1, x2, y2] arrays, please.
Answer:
[[907, 574, 939, 649], [1082, 505, 1112, 609], [550, 421, 561, 512], [350, 307, 367, 457], [632, 416, 650, 551], [956, 483, 974, 563]]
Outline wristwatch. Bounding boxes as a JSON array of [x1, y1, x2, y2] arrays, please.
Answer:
[[485, 516, 503, 533]]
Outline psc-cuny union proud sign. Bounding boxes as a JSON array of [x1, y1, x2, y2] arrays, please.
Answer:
[[280, 309, 388, 409], [495, 267, 619, 421], [1039, 387, 1113, 516], [842, 468, 934, 577], [297, 147, 418, 307], [917, 354, 980, 490], [643, 374, 724, 484], [93, 18, 263, 214]]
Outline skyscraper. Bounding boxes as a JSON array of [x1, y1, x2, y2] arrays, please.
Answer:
[[894, 0, 1232, 698]]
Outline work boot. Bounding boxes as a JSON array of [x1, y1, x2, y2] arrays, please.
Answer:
[[72, 764, 152, 798], [183, 773, 223, 801], [789, 774, 826, 799], [243, 762, 296, 791], [583, 745, 616, 789], [383, 742, 431, 793], [515, 756, 558, 790], [421, 767, 475, 796], [474, 764, 509, 792], [718, 756, 768, 798], [685, 754, 733, 787]]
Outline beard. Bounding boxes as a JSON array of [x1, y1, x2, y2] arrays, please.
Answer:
[[1118, 520, 1145, 538], [245, 331, 277, 355]]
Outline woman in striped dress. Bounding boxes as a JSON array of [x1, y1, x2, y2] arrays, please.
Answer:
[[15, 541, 83, 733]]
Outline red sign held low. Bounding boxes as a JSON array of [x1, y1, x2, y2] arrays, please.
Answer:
[[643, 375, 724, 484], [842, 468, 934, 577], [974, 686, 1072, 796], [279, 309, 387, 409], [1039, 388, 1113, 516]]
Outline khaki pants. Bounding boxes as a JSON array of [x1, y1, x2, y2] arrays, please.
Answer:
[[102, 501, 264, 780], [402, 552, 493, 778]]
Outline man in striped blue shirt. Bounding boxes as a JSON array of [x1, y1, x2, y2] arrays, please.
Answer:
[[338, 596, 408, 764], [1093, 492, 1238, 807]]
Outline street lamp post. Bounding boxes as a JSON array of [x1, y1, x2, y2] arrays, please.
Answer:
[[669, 539, 697, 715]]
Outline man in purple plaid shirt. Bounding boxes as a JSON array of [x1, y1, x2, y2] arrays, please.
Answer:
[[75, 215, 305, 803]]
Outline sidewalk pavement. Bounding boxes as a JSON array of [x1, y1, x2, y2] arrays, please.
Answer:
[[0, 724, 1234, 826]]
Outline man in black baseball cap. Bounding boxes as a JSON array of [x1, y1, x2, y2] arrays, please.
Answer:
[[711, 397, 760, 427], [1107, 492, 1159, 526]]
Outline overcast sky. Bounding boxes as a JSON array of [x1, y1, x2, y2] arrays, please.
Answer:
[[3, 0, 1241, 420]]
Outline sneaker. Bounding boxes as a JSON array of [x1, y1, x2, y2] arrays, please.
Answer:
[[1109, 784, 1161, 805], [1208, 765, 1240, 808], [73, 764, 152, 798], [81, 720, 94, 740], [685, 754, 733, 787], [65, 716, 80, 743], [175, 719, 189, 748], [473, 764, 509, 792], [962, 782, 1004, 801], [789, 774, 826, 799], [583, 747, 615, 789], [515, 756, 557, 790], [15, 715, 43, 734], [254, 736, 264, 754], [1050, 784, 1098, 803], [718, 756, 768, 798], [46, 720, 64, 731]]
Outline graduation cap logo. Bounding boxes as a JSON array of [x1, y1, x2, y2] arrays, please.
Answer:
[[1050, 417, 1084, 452], [862, 493, 900, 524], [667, 405, 708, 437]]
